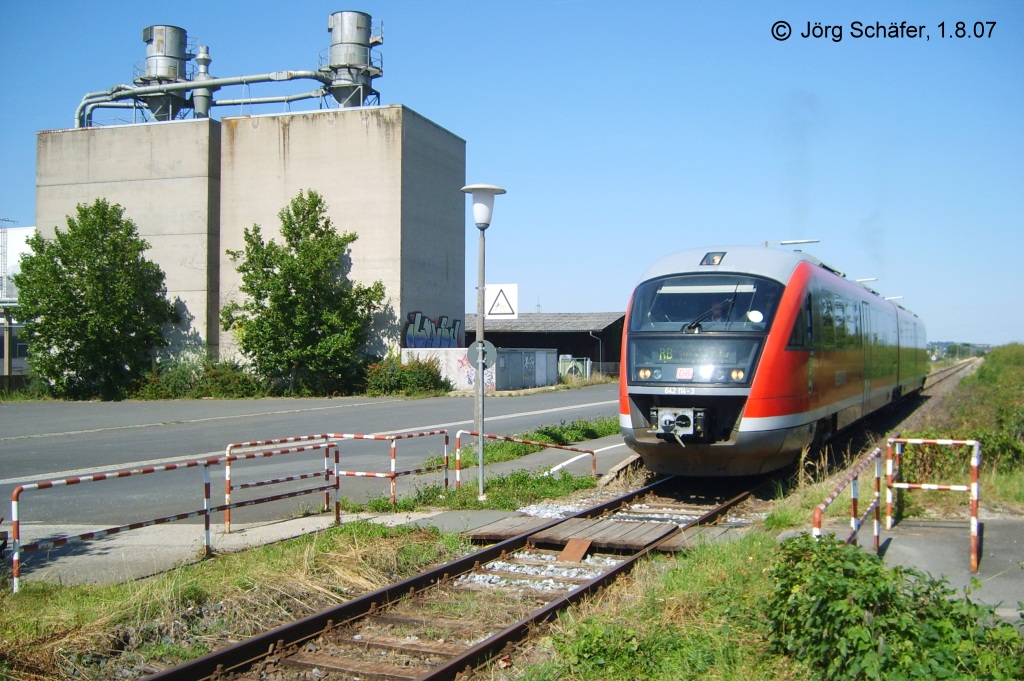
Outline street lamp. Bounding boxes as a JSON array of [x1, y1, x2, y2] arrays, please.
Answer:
[[462, 183, 505, 501]]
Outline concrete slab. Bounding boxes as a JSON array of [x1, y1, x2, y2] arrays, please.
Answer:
[[879, 517, 1024, 621], [811, 514, 1024, 622]]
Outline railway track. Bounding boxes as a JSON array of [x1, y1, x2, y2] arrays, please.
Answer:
[[923, 357, 979, 391], [144, 478, 757, 681]]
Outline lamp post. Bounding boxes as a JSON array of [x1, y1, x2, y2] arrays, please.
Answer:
[[462, 183, 505, 501]]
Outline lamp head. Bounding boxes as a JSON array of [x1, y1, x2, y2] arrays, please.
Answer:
[[462, 184, 506, 230]]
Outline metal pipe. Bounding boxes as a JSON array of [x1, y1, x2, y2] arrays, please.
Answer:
[[212, 88, 328, 107], [589, 331, 602, 375], [83, 101, 149, 126], [76, 70, 333, 127]]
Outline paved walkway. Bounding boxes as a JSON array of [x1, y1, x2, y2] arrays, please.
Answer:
[[3, 436, 635, 587]]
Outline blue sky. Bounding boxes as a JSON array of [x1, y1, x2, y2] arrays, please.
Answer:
[[1, 1, 1021, 346]]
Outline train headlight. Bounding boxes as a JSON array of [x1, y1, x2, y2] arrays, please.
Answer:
[[699, 365, 714, 380], [652, 368, 662, 380], [638, 368, 651, 379], [731, 369, 745, 381]]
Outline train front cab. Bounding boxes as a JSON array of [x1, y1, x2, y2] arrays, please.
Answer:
[[619, 264, 798, 476], [620, 256, 927, 477]]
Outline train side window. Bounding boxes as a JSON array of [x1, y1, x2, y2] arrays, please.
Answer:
[[787, 293, 813, 348], [845, 299, 860, 348], [820, 295, 835, 350], [834, 298, 847, 347]]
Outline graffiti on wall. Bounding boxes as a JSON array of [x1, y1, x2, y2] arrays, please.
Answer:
[[403, 312, 463, 349], [458, 350, 496, 390]]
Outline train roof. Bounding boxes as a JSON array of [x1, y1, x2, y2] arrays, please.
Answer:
[[636, 245, 835, 285]]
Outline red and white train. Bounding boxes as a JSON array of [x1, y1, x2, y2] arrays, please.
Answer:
[[619, 245, 927, 476]]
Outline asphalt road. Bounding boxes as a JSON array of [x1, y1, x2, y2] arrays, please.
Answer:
[[0, 384, 620, 526]]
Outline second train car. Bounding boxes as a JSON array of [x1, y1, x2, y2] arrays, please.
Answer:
[[619, 245, 927, 476]]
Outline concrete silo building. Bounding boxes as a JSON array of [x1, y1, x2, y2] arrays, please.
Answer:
[[35, 12, 466, 359]]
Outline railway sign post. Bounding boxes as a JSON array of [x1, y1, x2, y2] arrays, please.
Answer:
[[467, 339, 497, 370]]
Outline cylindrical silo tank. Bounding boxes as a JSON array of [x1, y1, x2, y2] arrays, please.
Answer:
[[327, 11, 373, 68], [141, 25, 190, 81], [325, 11, 382, 107], [136, 25, 191, 121]]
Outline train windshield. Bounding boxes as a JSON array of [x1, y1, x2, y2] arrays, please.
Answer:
[[629, 274, 784, 333], [627, 274, 784, 386]]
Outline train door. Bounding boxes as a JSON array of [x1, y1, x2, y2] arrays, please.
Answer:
[[861, 301, 872, 415]]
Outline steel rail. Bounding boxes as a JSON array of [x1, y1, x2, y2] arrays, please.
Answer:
[[923, 358, 977, 391], [144, 477, 682, 680], [423, 487, 753, 681]]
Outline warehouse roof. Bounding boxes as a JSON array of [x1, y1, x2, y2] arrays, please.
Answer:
[[465, 312, 624, 333]]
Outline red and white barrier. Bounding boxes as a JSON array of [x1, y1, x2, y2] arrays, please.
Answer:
[[886, 438, 981, 573], [223, 435, 337, 534], [9, 457, 222, 594], [325, 430, 449, 505], [812, 447, 883, 551]]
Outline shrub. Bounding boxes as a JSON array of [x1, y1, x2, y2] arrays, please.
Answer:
[[134, 353, 267, 399], [767, 533, 1023, 680], [365, 355, 452, 396], [195, 359, 267, 398]]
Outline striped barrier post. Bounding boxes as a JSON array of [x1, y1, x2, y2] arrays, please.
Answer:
[[812, 447, 883, 551], [885, 439, 903, 529], [9, 457, 221, 594], [223, 439, 337, 533], [224, 434, 332, 534], [455, 430, 465, 489], [326, 431, 449, 506], [885, 438, 981, 573], [873, 455, 882, 550]]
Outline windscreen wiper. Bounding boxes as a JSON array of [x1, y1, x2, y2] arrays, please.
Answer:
[[683, 299, 730, 333]]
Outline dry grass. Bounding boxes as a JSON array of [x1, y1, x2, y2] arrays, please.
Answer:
[[0, 523, 471, 680]]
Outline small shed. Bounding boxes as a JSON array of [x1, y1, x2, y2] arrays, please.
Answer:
[[465, 311, 624, 376]]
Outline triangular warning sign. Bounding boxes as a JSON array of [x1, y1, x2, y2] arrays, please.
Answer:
[[488, 289, 515, 316], [485, 284, 518, 319]]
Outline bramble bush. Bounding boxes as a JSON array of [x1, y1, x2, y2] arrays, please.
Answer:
[[768, 533, 1023, 680]]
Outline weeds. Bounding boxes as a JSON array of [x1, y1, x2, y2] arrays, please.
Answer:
[[904, 344, 1024, 483], [523, 534, 796, 681]]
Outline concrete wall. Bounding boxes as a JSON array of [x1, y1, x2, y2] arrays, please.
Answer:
[[36, 119, 221, 353], [218, 105, 465, 358], [402, 348, 494, 392], [398, 110, 467, 348], [35, 105, 466, 361], [402, 348, 559, 392]]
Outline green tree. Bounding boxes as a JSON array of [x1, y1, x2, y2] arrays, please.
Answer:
[[221, 190, 386, 394], [12, 199, 177, 400]]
